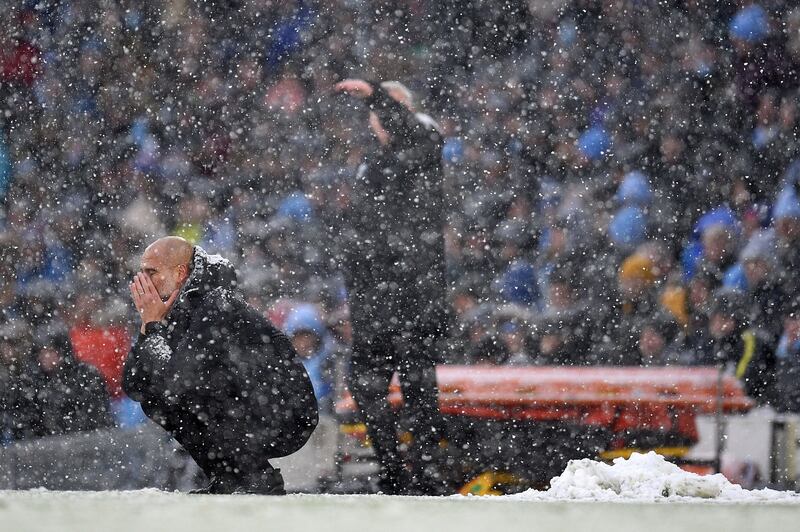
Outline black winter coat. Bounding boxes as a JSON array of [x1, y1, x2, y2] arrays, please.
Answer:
[[32, 334, 113, 438], [123, 247, 318, 470], [340, 85, 448, 335]]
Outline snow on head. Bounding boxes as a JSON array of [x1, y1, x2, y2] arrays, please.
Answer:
[[512, 452, 800, 502]]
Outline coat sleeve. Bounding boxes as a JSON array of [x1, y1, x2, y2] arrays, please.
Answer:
[[123, 296, 232, 404], [122, 324, 174, 402]]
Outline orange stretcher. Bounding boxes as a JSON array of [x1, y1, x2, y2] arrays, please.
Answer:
[[336, 365, 753, 446]]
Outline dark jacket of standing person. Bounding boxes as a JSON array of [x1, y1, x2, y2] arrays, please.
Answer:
[[123, 246, 318, 494], [341, 83, 448, 334]]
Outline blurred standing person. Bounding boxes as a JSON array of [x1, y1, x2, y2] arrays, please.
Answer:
[[727, 230, 787, 341], [334, 79, 449, 495], [695, 288, 775, 405], [32, 326, 113, 437]]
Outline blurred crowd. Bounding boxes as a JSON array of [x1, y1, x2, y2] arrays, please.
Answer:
[[3, 0, 800, 442]]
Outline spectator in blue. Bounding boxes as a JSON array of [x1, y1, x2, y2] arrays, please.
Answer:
[[682, 206, 740, 283], [730, 5, 770, 44], [0, 131, 11, 201], [725, 230, 786, 340], [608, 205, 647, 255], [492, 219, 539, 307], [266, 2, 316, 69], [277, 191, 314, 223], [497, 260, 538, 307], [284, 304, 335, 413], [15, 231, 74, 294], [615, 171, 653, 207], [729, 3, 787, 111], [442, 137, 464, 165], [773, 183, 800, 285], [608, 170, 653, 256], [577, 125, 612, 162]]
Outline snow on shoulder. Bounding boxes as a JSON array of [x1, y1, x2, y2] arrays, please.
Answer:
[[204, 252, 232, 266], [511, 452, 800, 503]]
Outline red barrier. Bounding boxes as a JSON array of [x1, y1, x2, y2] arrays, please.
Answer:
[[338, 366, 752, 415], [336, 365, 753, 446]]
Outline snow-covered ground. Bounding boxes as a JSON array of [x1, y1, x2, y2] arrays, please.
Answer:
[[3, 453, 800, 532]]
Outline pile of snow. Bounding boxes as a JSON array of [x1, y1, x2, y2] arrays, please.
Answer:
[[513, 452, 800, 502]]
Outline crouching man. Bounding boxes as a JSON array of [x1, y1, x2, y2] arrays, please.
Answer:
[[123, 236, 318, 494]]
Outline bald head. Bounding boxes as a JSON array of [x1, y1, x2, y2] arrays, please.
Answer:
[[145, 236, 194, 268], [141, 236, 194, 299]]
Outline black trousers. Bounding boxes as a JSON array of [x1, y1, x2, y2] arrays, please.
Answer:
[[142, 398, 311, 482], [346, 303, 445, 490]]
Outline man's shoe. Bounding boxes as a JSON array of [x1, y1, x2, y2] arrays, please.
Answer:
[[239, 467, 286, 495], [190, 468, 286, 495], [376, 466, 413, 495], [189, 472, 246, 495], [189, 475, 224, 494]]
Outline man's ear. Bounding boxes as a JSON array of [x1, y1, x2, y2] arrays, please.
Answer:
[[178, 263, 191, 284]]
